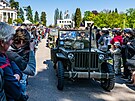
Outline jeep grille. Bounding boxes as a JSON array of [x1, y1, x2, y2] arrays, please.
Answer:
[[73, 52, 98, 71]]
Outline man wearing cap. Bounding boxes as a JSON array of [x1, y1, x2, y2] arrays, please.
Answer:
[[121, 29, 134, 79], [98, 28, 111, 51]]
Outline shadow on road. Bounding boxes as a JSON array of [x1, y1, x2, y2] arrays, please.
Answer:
[[27, 59, 135, 101]]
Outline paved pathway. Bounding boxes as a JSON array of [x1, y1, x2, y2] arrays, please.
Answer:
[[27, 38, 135, 101]]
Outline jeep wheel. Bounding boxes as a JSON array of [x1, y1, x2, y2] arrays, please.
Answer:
[[56, 61, 64, 90], [101, 63, 115, 91]]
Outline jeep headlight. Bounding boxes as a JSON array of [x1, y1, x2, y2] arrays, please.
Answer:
[[68, 53, 74, 59], [99, 54, 104, 60]]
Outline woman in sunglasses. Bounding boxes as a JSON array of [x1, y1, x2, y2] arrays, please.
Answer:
[[6, 28, 36, 95]]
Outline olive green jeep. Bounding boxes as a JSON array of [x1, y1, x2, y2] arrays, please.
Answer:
[[51, 27, 115, 91]]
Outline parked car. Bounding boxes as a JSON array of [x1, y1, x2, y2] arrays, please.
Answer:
[[51, 27, 115, 91]]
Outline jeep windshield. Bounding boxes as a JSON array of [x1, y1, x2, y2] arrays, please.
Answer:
[[58, 30, 96, 48], [59, 30, 89, 41]]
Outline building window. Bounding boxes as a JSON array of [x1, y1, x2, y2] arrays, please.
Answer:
[[59, 21, 61, 23], [3, 12, 6, 22], [11, 13, 13, 18], [8, 13, 10, 18], [3, 12, 6, 16]]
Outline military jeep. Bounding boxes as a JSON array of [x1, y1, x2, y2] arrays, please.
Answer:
[[51, 27, 115, 91]]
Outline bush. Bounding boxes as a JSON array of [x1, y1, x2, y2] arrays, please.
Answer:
[[14, 18, 23, 24], [8, 18, 13, 24]]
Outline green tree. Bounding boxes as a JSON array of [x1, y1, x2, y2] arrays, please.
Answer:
[[9, 0, 19, 10], [26, 6, 33, 23], [9, 0, 15, 4], [34, 11, 39, 23], [119, 13, 127, 29], [14, 18, 23, 24], [54, 8, 59, 26], [126, 8, 135, 28], [40, 12, 47, 26], [17, 7, 24, 21], [83, 10, 125, 28], [115, 8, 118, 13], [74, 8, 82, 28], [83, 11, 95, 21], [94, 12, 107, 28], [59, 11, 63, 20]]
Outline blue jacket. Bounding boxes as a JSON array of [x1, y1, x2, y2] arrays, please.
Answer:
[[0, 68, 6, 101], [0, 53, 22, 100]]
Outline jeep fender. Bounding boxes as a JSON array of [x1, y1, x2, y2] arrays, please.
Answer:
[[56, 53, 67, 59]]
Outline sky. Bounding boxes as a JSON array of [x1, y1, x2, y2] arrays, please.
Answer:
[[13, 0, 135, 26]]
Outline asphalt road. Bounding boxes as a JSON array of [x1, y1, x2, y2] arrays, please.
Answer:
[[27, 39, 135, 101]]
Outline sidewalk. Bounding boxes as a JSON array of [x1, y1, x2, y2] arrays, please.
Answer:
[[35, 38, 50, 73]]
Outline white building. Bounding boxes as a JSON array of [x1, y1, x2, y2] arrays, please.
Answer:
[[57, 19, 75, 28], [85, 21, 94, 28], [0, 0, 17, 23]]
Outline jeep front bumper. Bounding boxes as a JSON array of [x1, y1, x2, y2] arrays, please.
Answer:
[[64, 72, 115, 79]]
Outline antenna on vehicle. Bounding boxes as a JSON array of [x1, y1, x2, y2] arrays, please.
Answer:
[[88, 22, 94, 79]]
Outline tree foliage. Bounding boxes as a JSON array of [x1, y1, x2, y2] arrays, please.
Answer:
[[40, 12, 47, 26], [18, 7, 24, 22], [34, 11, 39, 23], [126, 8, 135, 28], [74, 8, 82, 28], [54, 8, 59, 26], [82, 8, 135, 28], [26, 6, 33, 23], [59, 11, 63, 20], [9, 0, 19, 10], [14, 18, 23, 24]]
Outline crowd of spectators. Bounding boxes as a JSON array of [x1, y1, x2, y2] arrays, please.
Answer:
[[0, 22, 47, 101], [96, 27, 135, 86], [0, 22, 135, 100]]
